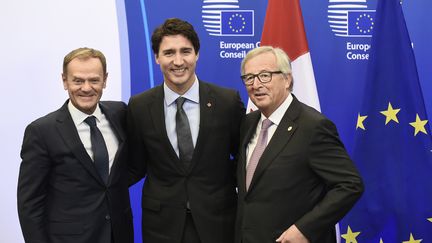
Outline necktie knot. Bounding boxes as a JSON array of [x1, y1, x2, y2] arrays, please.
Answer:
[[261, 119, 273, 130], [176, 97, 187, 109], [84, 116, 97, 127]]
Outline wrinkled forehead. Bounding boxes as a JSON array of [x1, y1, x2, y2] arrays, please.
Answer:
[[244, 52, 278, 73]]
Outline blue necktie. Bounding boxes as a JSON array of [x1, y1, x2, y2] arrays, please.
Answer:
[[176, 97, 194, 169], [84, 116, 109, 184]]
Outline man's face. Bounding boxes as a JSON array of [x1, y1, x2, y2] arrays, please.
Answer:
[[244, 52, 291, 117], [62, 57, 107, 114], [155, 34, 199, 94]]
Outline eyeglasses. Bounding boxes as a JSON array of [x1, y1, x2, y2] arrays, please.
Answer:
[[240, 71, 283, 86]]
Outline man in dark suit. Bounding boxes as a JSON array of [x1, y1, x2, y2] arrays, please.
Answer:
[[235, 46, 364, 243], [127, 18, 245, 243], [17, 47, 133, 243]]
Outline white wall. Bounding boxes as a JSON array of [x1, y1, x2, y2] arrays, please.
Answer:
[[0, 1, 123, 241]]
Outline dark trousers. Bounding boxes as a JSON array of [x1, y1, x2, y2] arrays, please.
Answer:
[[181, 212, 201, 243]]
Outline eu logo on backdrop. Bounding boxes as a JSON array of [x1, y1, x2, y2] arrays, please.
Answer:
[[221, 10, 254, 36], [327, 0, 375, 38], [347, 10, 375, 37]]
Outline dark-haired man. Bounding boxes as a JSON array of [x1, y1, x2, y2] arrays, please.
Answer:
[[128, 18, 245, 243]]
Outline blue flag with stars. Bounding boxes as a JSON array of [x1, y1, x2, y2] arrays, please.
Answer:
[[221, 10, 254, 36], [339, 0, 432, 242], [347, 10, 376, 36]]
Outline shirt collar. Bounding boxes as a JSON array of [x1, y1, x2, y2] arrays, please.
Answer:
[[68, 100, 103, 125], [164, 76, 200, 106], [260, 93, 293, 126]]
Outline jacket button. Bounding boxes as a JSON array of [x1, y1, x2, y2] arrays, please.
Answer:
[[105, 214, 111, 220]]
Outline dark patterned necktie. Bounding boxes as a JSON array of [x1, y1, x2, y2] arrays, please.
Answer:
[[84, 116, 109, 184], [175, 97, 194, 169]]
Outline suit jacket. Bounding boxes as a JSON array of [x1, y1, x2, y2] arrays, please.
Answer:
[[127, 80, 245, 243], [235, 96, 363, 243], [17, 101, 133, 243]]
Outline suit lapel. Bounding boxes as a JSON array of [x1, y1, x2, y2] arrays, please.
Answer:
[[100, 102, 124, 184], [100, 102, 125, 143], [187, 81, 214, 174], [56, 102, 105, 185], [246, 97, 301, 193], [149, 85, 186, 173]]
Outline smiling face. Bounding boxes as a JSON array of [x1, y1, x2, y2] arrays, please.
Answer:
[[244, 51, 291, 117], [62, 57, 107, 114], [155, 34, 199, 95]]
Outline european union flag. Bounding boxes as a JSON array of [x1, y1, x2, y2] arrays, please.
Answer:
[[221, 10, 254, 36], [347, 10, 376, 36], [340, 0, 432, 242]]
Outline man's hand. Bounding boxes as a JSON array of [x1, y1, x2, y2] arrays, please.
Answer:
[[275, 225, 309, 243]]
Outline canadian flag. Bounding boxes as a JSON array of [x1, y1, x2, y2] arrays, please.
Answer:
[[247, 0, 321, 112]]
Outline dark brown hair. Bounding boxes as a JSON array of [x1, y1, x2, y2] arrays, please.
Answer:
[[151, 18, 200, 56]]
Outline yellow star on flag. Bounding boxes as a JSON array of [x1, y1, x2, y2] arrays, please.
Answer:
[[402, 233, 422, 243], [428, 218, 432, 222], [380, 102, 401, 125], [341, 226, 360, 243], [409, 114, 428, 136], [380, 238, 384, 243], [356, 113, 367, 130]]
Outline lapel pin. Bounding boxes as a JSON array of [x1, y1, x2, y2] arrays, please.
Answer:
[[207, 102, 212, 108], [287, 126, 292, 132]]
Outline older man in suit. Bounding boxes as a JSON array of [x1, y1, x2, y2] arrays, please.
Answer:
[[127, 18, 245, 243], [235, 46, 364, 243], [17, 47, 133, 243]]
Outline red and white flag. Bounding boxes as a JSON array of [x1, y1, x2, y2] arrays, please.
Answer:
[[247, 0, 321, 112]]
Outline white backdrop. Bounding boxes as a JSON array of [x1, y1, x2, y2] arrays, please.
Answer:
[[0, 1, 126, 241]]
